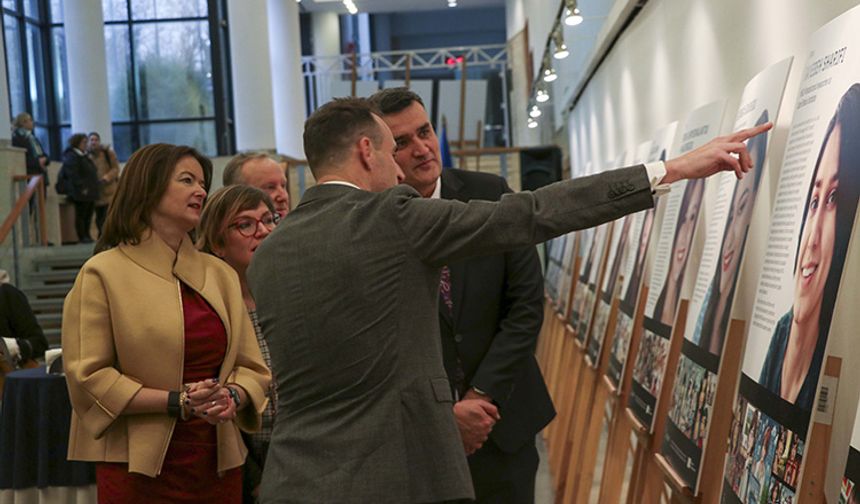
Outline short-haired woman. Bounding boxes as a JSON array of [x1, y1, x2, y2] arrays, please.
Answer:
[[197, 185, 278, 503]]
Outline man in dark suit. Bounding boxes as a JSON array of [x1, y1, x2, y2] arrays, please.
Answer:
[[372, 88, 553, 503], [248, 97, 769, 503]]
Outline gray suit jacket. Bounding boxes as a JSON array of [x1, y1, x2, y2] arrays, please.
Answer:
[[248, 165, 653, 503]]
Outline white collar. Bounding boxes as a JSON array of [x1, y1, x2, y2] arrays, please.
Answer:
[[320, 180, 361, 190], [429, 178, 441, 200]]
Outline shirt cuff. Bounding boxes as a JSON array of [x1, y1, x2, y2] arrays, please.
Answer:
[[3, 337, 20, 361], [644, 161, 671, 196]]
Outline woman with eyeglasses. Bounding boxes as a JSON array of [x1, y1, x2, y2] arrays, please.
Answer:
[[196, 185, 278, 503]]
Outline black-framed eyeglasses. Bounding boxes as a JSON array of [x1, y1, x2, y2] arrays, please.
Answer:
[[229, 213, 277, 237]]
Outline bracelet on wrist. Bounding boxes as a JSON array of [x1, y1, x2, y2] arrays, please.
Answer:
[[178, 390, 189, 421], [226, 386, 241, 409], [167, 390, 181, 418]]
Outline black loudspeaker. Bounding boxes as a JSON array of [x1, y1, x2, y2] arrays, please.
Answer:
[[519, 146, 562, 191]]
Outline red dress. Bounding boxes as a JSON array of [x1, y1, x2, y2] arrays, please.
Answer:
[[96, 282, 241, 503]]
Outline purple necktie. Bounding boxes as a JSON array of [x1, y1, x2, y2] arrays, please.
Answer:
[[440, 266, 453, 315]]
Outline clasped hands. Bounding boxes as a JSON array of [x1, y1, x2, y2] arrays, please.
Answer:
[[183, 378, 237, 425], [453, 389, 501, 456]]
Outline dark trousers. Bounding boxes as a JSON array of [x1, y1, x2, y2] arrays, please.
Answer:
[[468, 438, 539, 504], [95, 204, 108, 237], [73, 200, 94, 242]]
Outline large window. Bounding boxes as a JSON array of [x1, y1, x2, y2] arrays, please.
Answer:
[[103, 0, 232, 159], [2, 0, 69, 159]]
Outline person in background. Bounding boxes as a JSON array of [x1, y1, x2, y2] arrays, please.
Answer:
[[11, 113, 49, 191], [62, 143, 271, 503], [197, 185, 279, 504], [372, 87, 553, 503], [223, 152, 291, 219], [87, 132, 120, 236], [61, 133, 100, 244], [0, 282, 48, 367]]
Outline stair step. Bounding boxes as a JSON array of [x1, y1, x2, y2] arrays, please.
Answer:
[[43, 328, 61, 347], [28, 270, 80, 284], [25, 284, 74, 298], [36, 312, 62, 328], [34, 256, 89, 271], [29, 298, 65, 312]]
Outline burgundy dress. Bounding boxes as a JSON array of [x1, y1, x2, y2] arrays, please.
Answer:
[[96, 282, 241, 503]]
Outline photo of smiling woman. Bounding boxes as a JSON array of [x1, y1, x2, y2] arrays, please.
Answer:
[[653, 178, 706, 326], [695, 110, 770, 355], [759, 84, 860, 412]]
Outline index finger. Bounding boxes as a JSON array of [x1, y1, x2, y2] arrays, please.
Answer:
[[729, 122, 773, 142]]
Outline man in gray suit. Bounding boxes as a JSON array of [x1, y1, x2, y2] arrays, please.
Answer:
[[247, 97, 769, 503]]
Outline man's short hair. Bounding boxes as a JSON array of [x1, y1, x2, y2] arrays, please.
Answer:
[[223, 151, 278, 186], [303, 97, 383, 176], [369, 87, 425, 116]]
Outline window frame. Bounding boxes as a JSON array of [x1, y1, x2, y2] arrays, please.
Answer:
[[2, 0, 66, 159], [103, 0, 233, 158]]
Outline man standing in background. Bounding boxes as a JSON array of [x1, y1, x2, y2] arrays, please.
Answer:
[[223, 151, 291, 218], [372, 88, 555, 503]]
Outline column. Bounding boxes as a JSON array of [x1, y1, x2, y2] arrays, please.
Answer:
[[267, 0, 307, 158], [311, 11, 340, 58], [227, 0, 277, 152], [0, 28, 11, 143], [62, 0, 112, 144]]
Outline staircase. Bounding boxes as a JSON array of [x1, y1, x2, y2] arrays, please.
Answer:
[[21, 245, 93, 348]]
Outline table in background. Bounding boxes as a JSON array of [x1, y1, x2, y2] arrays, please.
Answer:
[[0, 367, 95, 503]]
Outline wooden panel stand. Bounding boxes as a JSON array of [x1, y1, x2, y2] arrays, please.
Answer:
[[562, 296, 621, 503], [596, 285, 648, 504], [797, 355, 841, 503], [625, 300, 690, 504]]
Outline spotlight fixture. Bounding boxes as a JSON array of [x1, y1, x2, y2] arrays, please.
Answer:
[[552, 27, 569, 59], [528, 117, 538, 129], [542, 59, 557, 83], [447, 0, 457, 6], [529, 104, 542, 118], [564, 0, 583, 26], [535, 81, 550, 103], [343, 0, 358, 14]]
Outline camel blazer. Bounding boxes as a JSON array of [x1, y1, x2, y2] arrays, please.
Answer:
[[62, 231, 271, 477]]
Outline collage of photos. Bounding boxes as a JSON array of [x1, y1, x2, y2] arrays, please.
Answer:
[[587, 304, 611, 366], [839, 477, 858, 504], [724, 398, 803, 504], [569, 228, 595, 328], [607, 310, 634, 387], [667, 355, 717, 449], [631, 329, 669, 398]]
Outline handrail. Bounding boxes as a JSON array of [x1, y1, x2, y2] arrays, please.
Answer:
[[0, 175, 47, 246]]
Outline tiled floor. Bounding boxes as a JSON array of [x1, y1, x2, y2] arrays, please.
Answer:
[[535, 436, 555, 503]]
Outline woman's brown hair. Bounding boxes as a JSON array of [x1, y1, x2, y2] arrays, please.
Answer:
[[196, 185, 275, 256], [95, 143, 212, 253]]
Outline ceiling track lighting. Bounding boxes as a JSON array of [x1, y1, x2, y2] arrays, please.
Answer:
[[529, 104, 542, 118], [343, 0, 358, 14], [564, 0, 583, 26], [527, 117, 539, 129], [552, 27, 569, 60], [447, 0, 457, 6]]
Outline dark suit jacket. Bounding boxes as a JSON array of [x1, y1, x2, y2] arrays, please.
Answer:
[[248, 165, 653, 503], [439, 168, 555, 454]]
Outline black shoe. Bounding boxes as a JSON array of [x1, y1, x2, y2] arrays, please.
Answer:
[[80, 237, 93, 244]]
